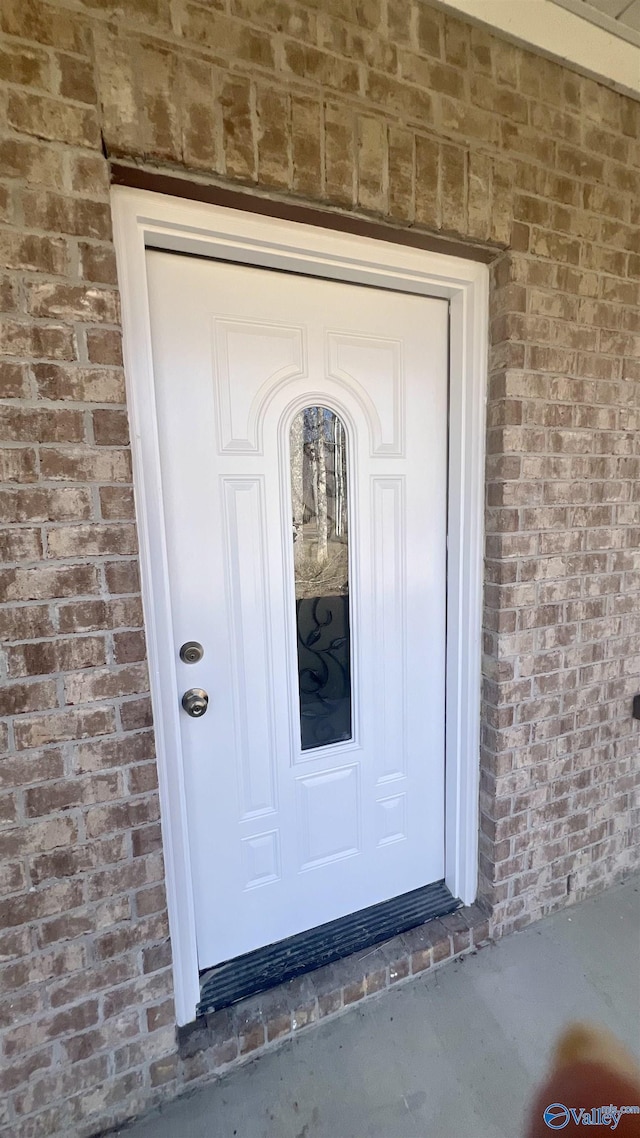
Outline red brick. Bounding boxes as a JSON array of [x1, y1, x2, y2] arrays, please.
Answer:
[[64, 662, 148, 705], [40, 446, 131, 483], [136, 884, 166, 917], [256, 86, 291, 191], [68, 152, 110, 195], [56, 599, 109, 633], [0, 406, 84, 444], [291, 95, 322, 196], [93, 912, 168, 961], [128, 766, 159, 802], [0, 1048, 54, 1095], [179, 56, 219, 172], [0, 0, 89, 51], [7, 636, 106, 678], [93, 409, 130, 445], [0, 880, 83, 929], [0, 136, 63, 186], [27, 283, 119, 322], [0, 563, 98, 601], [0, 447, 38, 483], [324, 102, 355, 206], [0, 526, 42, 562], [85, 327, 123, 365], [0, 231, 68, 275], [343, 979, 365, 1004], [120, 696, 153, 732], [25, 772, 121, 819], [32, 324, 77, 360], [0, 816, 78, 866], [416, 6, 442, 56], [0, 363, 31, 399], [56, 51, 97, 103], [7, 90, 99, 147], [84, 794, 159, 841], [131, 821, 162, 857], [33, 363, 125, 402], [79, 243, 118, 284], [105, 559, 140, 595], [388, 124, 414, 221], [47, 523, 137, 558], [85, 861, 148, 906], [99, 486, 135, 520], [146, 998, 174, 1031], [72, 731, 155, 774], [108, 595, 144, 629], [0, 486, 92, 523], [0, 604, 55, 642], [142, 941, 172, 975], [415, 135, 439, 227], [0, 860, 27, 894], [443, 15, 469, 66], [440, 142, 466, 233], [283, 40, 355, 92], [28, 838, 123, 886], [113, 630, 146, 664], [318, 989, 342, 1017], [356, 114, 386, 213], [14, 706, 116, 750]]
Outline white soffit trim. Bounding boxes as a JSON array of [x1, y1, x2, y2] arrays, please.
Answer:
[[433, 0, 640, 100], [551, 0, 640, 52]]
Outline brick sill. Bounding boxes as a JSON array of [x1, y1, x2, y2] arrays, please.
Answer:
[[177, 903, 492, 1070]]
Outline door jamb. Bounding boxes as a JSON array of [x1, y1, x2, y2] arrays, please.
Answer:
[[111, 187, 488, 1026]]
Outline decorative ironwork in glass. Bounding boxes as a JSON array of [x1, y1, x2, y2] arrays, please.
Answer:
[[290, 407, 351, 751]]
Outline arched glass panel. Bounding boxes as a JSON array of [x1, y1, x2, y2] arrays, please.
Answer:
[[290, 407, 351, 751]]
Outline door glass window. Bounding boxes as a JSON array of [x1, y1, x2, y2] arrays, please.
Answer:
[[290, 407, 352, 750]]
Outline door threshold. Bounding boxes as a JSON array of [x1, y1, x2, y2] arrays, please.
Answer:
[[198, 880, 459, 1017]]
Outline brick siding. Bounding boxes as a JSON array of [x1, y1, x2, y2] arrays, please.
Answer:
[[0, 1, 639, 1134]]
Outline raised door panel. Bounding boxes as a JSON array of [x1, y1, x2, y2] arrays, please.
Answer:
[[327, 332, 403, 455], [371, 477, 407, 785], [214, 319, 305, 453], [221, 477, 277, 819], [296, 765, 360, 871]]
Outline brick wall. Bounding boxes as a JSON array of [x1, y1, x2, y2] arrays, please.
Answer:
[[0, 1, 638, 1134]]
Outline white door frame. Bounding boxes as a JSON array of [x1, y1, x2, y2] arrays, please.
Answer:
[[111, 187, 488, 1026]]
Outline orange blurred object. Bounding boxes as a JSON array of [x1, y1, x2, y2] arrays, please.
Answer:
[[526, 1024, 640, 1136]]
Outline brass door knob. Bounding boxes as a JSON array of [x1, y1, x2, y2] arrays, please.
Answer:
[[182, 688, 209, 717]]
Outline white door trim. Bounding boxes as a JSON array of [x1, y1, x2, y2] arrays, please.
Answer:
[[111, 187, 488, 1026]]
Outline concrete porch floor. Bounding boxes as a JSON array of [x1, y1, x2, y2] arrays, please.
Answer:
[[118, 876, 640, 1138]]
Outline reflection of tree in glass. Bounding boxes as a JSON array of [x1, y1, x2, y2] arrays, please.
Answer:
[[290, 407, 349, 600]]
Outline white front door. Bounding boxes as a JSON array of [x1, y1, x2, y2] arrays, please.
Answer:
[[146, 250, 449, 969]]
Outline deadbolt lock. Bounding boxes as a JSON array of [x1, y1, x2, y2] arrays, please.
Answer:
[[182, 688, 209, 718], [180, 641, 204, 664]]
